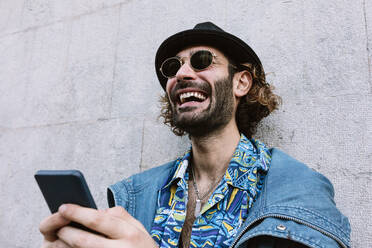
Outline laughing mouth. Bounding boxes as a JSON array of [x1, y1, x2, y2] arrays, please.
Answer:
[[178, 91, 207, 104]]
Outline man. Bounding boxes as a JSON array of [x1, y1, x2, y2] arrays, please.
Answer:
[[39, 22, 350, 248]]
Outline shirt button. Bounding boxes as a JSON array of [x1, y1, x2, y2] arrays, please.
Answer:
[[276, 224, 286, 231]]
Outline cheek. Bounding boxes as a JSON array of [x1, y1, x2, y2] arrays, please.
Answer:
[[165, 78, 176, 95]]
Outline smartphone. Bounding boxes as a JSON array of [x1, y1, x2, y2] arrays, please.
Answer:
[[34, 170, 99, 234]]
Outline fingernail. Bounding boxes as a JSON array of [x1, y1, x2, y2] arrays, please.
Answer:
[[59, 204, 67, 213]]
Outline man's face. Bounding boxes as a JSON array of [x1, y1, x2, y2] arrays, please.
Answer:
[[165, 46, 236, 136]]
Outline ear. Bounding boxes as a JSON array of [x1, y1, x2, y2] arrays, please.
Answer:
[[233, 70, 252, 98]]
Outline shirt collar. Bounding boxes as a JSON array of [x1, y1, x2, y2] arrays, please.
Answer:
[[162, 134, 271, 191], [162, 150, 191, 189], [225, 134, 271, 190]]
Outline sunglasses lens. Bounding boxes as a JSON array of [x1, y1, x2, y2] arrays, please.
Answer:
[[160, 50, 214, 78], [161, 58, 181, 78], [191, 50, 213, 70]]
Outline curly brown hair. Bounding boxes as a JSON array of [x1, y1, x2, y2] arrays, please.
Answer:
[[159, 62, 282, 138]]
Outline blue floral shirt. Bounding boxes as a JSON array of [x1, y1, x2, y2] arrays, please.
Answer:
[[150, 134, 271, 248]]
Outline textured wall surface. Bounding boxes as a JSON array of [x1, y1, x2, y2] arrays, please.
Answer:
[[0, 0, 371, 247]]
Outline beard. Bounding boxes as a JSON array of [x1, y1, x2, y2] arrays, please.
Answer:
[[171, 75, 235, 137]]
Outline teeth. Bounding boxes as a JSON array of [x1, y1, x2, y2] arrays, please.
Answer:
[[179, 92, 206, 103]]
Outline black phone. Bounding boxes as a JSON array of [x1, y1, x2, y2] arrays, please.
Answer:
[[34, 170, 99, 234]]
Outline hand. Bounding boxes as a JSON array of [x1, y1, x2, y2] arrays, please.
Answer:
[[39, 204, 159, 248]]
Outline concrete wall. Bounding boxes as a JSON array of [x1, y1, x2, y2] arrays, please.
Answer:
[[0, 0, 370, 247]]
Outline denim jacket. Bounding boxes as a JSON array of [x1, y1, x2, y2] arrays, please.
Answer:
[[108, 148, 351, 248]]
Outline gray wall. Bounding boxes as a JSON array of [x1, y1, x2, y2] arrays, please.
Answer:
[[0, 0, 371, 247]]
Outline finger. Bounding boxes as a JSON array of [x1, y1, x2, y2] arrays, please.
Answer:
[[58, 204, 131, 239], [42, 239, 71, 248], [106, 206, 148, 233], [57, 225, 114, 248], [53, 239, 72, 248], [40, 212, 70, 242]]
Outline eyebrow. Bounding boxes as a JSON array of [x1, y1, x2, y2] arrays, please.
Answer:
[[175, 50, 197, 58], [178, 49, 217, 58], [188, 50, 197, 56]]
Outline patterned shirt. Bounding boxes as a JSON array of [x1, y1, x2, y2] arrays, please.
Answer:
[[150, 134, 271, 248]]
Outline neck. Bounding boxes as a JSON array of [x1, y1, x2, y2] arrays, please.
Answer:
[[190, 119, 241, 183]]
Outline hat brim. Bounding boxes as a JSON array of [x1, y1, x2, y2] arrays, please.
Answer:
[[155, 29, 263, 90]]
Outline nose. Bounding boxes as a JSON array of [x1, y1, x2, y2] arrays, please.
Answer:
[[175, 60, 197, 81]]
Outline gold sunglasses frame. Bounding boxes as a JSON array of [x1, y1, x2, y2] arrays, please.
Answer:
[[159, 50, 219, 78]]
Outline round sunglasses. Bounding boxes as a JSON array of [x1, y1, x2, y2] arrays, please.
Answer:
[[160, 50, 218, 78]]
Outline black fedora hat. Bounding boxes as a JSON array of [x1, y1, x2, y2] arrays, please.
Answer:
[[155, 21, 264, 90]]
